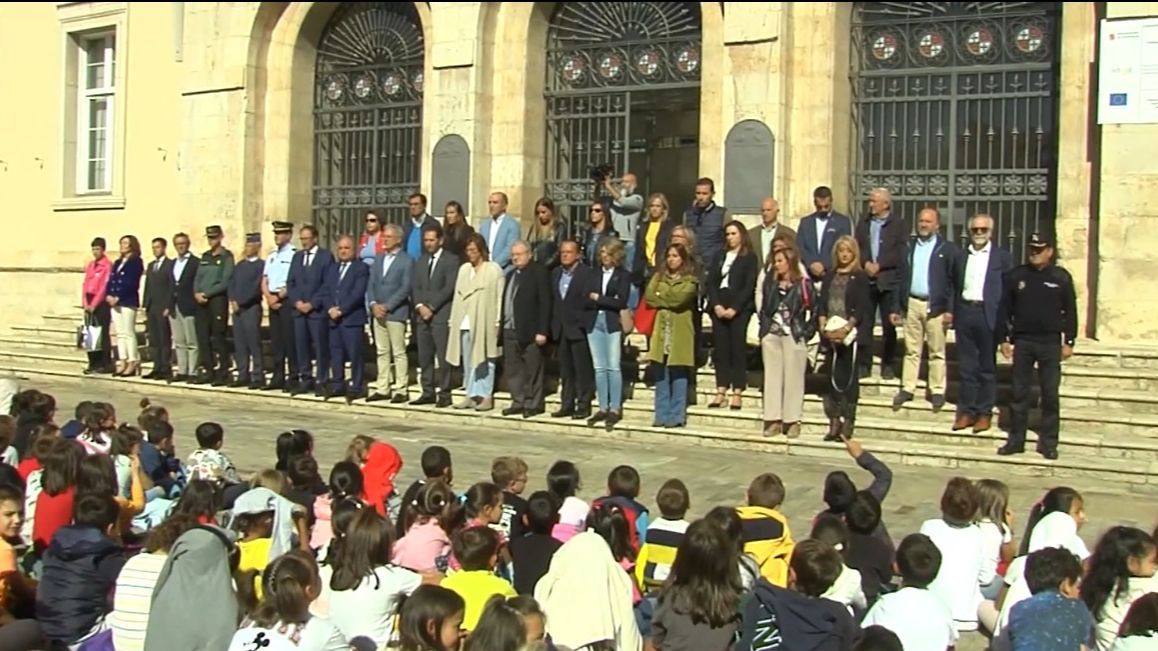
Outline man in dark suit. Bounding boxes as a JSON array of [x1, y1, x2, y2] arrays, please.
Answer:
[[168, 232, 200, 382], [854, 187, 909, 378], [551, 240, 597, 419], [228, 233, 266, 389], [796, 185, 853, 286], [366, 224, 412, 403], [286, 224, 334, 395], [952, 213, 1013, 434], [410, 223, 459, 407], [501, 240, 552, 418], [324, 235, 371, 402], [142, 237, 174, 380]]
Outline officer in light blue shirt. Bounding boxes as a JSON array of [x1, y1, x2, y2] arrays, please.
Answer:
[[262, 221, 297, 390]]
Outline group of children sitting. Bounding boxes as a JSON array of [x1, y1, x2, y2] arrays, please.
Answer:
[[0, 386, 1156, 651]]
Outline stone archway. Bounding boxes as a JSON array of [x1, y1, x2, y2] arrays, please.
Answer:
[[259, 2, 433, 240]]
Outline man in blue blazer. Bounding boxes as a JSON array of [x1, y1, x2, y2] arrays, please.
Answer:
[[286, 225, 334, 395], [478, 191, 521, 274], [951, 213, 1013, 434], [796, 185, 854, 285], [366, 224, 413, 403], [324, 235, 371, 402]]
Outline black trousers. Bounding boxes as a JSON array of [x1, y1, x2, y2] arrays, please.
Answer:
[[956, 303, 997, 418], [504, 330, 545, 411], [1009, 337, 1062, 451], [858, 283, 898, 372], [195, 295, 229, 373], [232, 304, 264, 381], [416, 318, 452, 399], [823, 341, 860, 421], [83, 298, 111, 370], [269, 303, 296, 383], [558, 335, 594, 412], [145, 307, 172, 375], [711, 311, 751, 390]]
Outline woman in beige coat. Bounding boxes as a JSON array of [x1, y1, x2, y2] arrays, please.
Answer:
[[446, 233, 505, 411]]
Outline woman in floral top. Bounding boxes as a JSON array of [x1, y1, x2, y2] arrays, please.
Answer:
[[759, 246, 816, 438], [645, 243, 700, 429]]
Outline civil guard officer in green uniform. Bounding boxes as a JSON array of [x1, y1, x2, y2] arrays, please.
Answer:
[[193, 225, 235, 385], [228, 232, 266, 389]]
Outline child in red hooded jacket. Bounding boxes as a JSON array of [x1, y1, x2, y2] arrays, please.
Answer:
[[346, 435, 403, 520]]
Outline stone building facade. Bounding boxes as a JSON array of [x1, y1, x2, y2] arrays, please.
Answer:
[[0, 2, 1154, 340]]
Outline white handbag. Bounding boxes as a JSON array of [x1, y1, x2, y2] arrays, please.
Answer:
[[824, 315, 858, 346]]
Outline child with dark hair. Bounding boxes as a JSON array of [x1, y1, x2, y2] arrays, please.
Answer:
[[1007, 546, 1093, 650], [491, 456, 529, 539], [546, 460, 588, 544], [36, 493, 126, 647], [285, 454, 327, 528], [652, 519, 744, 651], [811, 514, 866, 615], [397, 446, 454, 536], [186, 422, 240, 486], [441, 527, 516, 631], [0, 416, 18, 467], [844, 490, 894, 603], [593, 464, 650, 551], [737, 473, 795, 587], [1114, 592, 1158, 649], [394, 480, 457, 573], [734, 538, 859, 650], [311, 461, 365, 551], [138, 420, 186, 499], [703, 505, 761, 592], [585, 503, 639, 604], [863, 533, 956, 651], [59, 400, 95, 440], [636, 478, 691, 591], [509, 491, 562, 595], [853, 626, 902, 651], [395, 584, 465, 651], [228, 549, 348, 650], [818, 437, 893, 546], [918, 476, 994, 634], [1081, 526, 1157, 649]]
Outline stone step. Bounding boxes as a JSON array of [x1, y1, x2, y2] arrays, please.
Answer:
[[3, 362, 1154, 488]]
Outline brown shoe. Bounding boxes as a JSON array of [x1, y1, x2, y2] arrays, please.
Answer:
[[763, 421, 782, 437], [973, 415, 992, 433], [784, 422, 801, 439], [952, 414, 975, 431]]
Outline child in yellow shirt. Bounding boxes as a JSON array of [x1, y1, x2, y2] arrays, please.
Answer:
[[441, 527, 515, 631]]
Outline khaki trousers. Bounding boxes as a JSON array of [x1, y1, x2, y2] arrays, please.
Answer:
[[902, 297, 947, 394], [761, 332, 808, 423], [372, 318, 409, 396]]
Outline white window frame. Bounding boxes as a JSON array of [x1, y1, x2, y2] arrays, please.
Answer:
[[77, 32, 116, 195]]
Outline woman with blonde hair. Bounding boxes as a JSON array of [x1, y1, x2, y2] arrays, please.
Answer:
[[447, 234, 505, 412], [817, 235, 871, 440], [632, 193, 677, 288], [759, 246, 815, 437], [586, 238, 632, 427], [107, 235, 144, 376], [527, 198, 566, 271], [646, 244, 700, 429]]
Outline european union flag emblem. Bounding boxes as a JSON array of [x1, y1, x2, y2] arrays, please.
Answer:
[[1110, 93, 1128, 106]]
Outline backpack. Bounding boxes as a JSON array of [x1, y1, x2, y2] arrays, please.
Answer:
[[592, 496, 646, 554]]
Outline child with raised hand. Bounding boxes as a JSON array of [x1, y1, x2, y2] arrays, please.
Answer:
[[1007, 545, 1094, 651], [395, 584, 466, 651], [441, 527, 516, 632], [186, 422, 240, 487], [491, 456, 529, 539], [228, 549, 349, 651], [862, 533, 957, 651], [509, 491, 562, 596], [636, 478, 691, 591], [546, 460, 588, 544]]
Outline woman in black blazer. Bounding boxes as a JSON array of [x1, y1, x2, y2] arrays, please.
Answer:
[[817, 235, 873, 440], [586, 238, 632, 427], [706, 220, 758, 409]]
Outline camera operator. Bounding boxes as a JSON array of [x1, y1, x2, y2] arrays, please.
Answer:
[[602, 171, 643, 267]]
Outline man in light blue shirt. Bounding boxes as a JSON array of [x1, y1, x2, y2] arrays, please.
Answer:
[[262, 221, 297, 390]]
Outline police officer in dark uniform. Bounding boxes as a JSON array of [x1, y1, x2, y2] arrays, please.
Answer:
[[997, 232, 1077, 460], [229, 232, 266, 389], [193, 225, 235, 385], [262, 221, 297, 391]]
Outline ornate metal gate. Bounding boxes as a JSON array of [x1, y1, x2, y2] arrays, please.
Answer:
[[313, 2, 424, 246], [545, 2, 702, 232], [851, 2, 1060, 259]]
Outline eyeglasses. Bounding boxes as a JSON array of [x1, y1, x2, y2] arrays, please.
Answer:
[[970, 227, 991, 234], [365, 218, 378, 224], [590, 208, 603, 213]]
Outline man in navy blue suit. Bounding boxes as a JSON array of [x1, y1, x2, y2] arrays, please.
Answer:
[[324, 235, 370, 402], [286, 224, 334, 396], [797, 185, 854, 286]]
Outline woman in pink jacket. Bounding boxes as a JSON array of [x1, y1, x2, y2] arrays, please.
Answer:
[[82, 237, 113, 374]]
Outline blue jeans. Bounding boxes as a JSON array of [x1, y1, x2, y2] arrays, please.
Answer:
[[653, 362, 690, 426], [587, 313, 623, 411], [460, 329, 495, 398]]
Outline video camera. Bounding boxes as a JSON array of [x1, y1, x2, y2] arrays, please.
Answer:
[[589, 163, 614, 183]]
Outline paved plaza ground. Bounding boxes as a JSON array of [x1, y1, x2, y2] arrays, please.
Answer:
[[24, 377, 1158, 650]]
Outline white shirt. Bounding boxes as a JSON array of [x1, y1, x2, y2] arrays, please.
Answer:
[[962, 242, 992, 302], [1094, 575, 1158, 650], [862, 586, 959, 651], [814, 215, 830, 253], [601, 267, 614, 294], [304, 245, 320, 267], [977, 519, 1012, 583], [380, 250, 398, 278], [821, 563, 866, 615], [316, 564, 423, 647], [173, 253, 192, 281], [720, 250, 738, 289], [918, 518, 994, 632], [227, 616, 348, 651], [487, 215, 504, 253]]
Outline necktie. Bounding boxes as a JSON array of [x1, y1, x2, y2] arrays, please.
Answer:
[[305, 251, 313, 267], [340, 262, 348, 282], [428, 254, 436, 278]]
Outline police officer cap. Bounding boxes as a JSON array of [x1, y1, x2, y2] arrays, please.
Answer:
[[245, 232, 262, 245], [205, 225, 223, 238], [1027, 232, 1052, 248], [272, 221, 294, 234]]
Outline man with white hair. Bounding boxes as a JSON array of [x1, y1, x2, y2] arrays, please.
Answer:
[[366, 223, 413, 403], [854, 187, 909, 379]]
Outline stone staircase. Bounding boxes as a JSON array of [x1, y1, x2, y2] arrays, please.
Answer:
[[3, 312, 1158, 487]]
